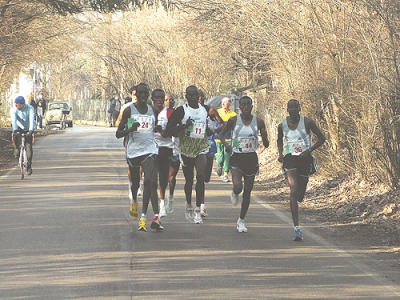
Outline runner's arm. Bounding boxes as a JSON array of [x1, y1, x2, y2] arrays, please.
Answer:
[[304, 117, 326, 156], [219, 116, 236, 152], [166, 106, 188, 137], [115, 106, 139, 138], [208, 106, 225, 134], [277, 123, 284, 162], [257, 117, 269, 148]]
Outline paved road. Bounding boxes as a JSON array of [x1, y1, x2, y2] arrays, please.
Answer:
[[1, 126, 399, 299]]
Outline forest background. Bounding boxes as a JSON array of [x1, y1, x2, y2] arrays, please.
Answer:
[[1, 0, 400, 241]]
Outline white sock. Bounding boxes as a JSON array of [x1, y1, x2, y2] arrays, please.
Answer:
[[294, 225, 300, 230]]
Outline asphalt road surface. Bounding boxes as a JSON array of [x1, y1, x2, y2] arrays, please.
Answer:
[[1, 126, 399, 299]]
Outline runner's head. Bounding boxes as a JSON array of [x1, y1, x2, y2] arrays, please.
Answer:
[[221, 97, 232, 110], [239, 96, 253, 114], [198, 89, 206, 104], [185, 85, 200, 108], [136, 83, 150, 105], [165, 93, 175, 109], [287, 99, 301, 118], [152, 89, 165, 110]]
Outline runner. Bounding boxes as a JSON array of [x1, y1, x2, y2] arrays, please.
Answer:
[[165, 93, 178, 214], [219, 96, 269, 232], [166, 85, 213, 224], [215, 97, 237, 182], [277, 99, 326, 241], [115, 83, 163, 232], [198, 90, 225, 218], [152, 89, 174, 217], [115, 85, 142, 205]]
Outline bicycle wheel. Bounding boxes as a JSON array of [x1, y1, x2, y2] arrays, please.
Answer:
[[19, 147, 25, 180], [60, 114, 66, 129]]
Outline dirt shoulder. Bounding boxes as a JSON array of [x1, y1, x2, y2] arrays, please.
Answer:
[[252, 157, 400, 285]]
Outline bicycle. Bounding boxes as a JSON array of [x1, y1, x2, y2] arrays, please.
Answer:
[[60, 111, 66, 129], [60, 108, 70, 129], [13, 132, 28, 180]]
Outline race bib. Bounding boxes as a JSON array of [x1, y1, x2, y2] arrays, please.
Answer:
[[285, 141, 307, 156], [186, 122, 206, 139], [136, 115, 153, 133], [233, 137, 257, 153], [158, 118, 167, 130]]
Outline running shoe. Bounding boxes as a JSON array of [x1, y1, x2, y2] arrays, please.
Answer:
[[185, 203, 194, 223], [293, 227, 303, 241], [27, 166, 32, 175], [237, 218, 248, 233], [137, 186, 143, 196], [159, 201, 167, 217], [216, 165, 223, 177], [166, 195, 174, 214], [193, 207, 203, 224], [223, 174, 230, 182], [129, 187, 133, 202], [200, 203, 207, 217], [130, 202, 138, 220], [150, 215, 164, 230], [231, 191, 239, 206], [138, 217, 147, 232], [137, 181, 143, 196]]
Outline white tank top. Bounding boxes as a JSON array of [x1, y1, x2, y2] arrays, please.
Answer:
[[126, 103, 158, 159], [282, 115, 312, 156], [155, 107, 173, 148], [232, 115, 258, 153], [178, 104, 210, 157]]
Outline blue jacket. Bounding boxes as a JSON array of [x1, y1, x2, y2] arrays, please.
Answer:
[[11, 103, 35, 132]]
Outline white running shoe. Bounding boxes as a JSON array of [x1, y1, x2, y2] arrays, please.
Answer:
[[166, 195, 174, 214], [193, 207, 203, 224], [200, 203, 207, 217], [185, 203, 194, 223], [231, 191, 239, 206], [129, 188, 133, 202], [237, 218, 248, 233], [159, 200, 167, 217], [137, 186, 143, 196], [223, 174, 230, 182]]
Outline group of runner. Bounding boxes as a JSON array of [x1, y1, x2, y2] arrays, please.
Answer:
[[115, 84, 325, 241]]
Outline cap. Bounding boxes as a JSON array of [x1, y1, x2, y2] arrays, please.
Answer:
[[14, 96, 25, 104]]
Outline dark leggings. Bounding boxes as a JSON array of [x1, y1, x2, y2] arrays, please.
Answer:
[[14, 135, 33, 166], [168, 159, 180, 197], [204, 154, 214, 183], [158, 148, 172, 200], [181, 153, 207, 207]]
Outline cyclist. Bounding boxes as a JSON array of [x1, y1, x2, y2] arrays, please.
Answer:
[[11, 96, 35, 175]]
